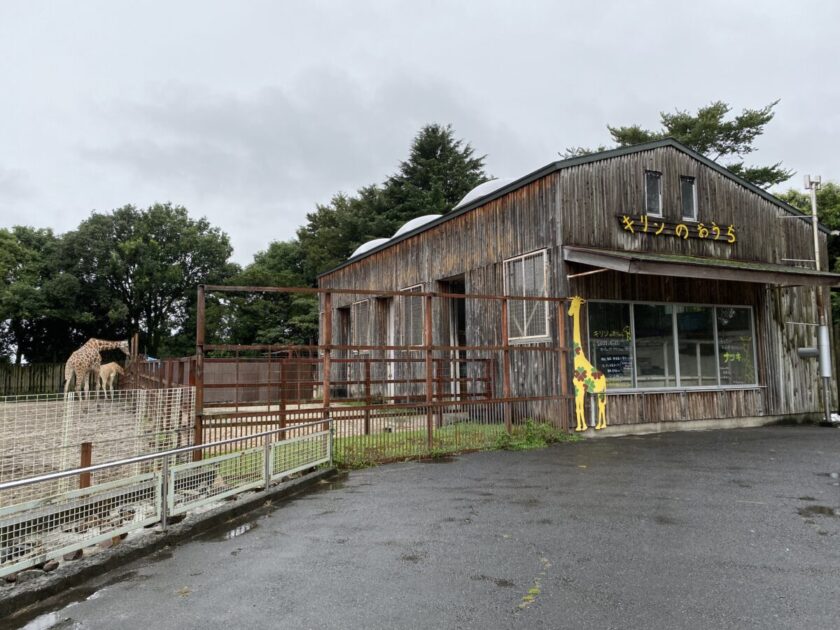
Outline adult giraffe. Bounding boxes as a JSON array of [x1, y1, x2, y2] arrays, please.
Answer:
[[567, 297, 607, 431], [63, 339, 130, 400]]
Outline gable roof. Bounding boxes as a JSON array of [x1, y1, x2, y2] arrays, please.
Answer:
[[320, 138, 823, 278]]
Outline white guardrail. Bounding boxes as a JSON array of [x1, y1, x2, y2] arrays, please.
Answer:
[[0, 420, 332, 578]]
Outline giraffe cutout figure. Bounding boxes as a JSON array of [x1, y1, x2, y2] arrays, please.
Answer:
[[567, 297, 607, 431], [64, 339, 130, 400], [98, 362, 125, 400]]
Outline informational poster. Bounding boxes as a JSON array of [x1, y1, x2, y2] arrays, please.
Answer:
[[591, 338, 633, 379]]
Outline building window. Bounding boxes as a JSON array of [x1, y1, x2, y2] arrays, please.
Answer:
[[503, 250, 549, 340], [587, 301, 757, 390], [351, 300, 370, 348], [676, 305, 716, 386], [645, 171, 662, 216], [717, 307, 756, 385], [634, 304, 676, 387], [681, 176, 697, 220], [588, 302, 633, 388], [401, 284, 424, 346]]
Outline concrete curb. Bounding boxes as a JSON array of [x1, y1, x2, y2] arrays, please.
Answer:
[[580, 413, 826, 438], [0, 466, 339, 620]]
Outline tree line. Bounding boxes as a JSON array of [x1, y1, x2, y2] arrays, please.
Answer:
[[2, 104, 837, 364], [0, 124, 488, 362]]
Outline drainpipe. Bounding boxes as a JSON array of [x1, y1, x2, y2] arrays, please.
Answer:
[[807, 175, 833, 424]]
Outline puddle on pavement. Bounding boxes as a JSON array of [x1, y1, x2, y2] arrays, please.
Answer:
[[9, 473, 352, 627], [196, 473, 350, 543], [9, 570, 150, 629], [196, 517, 262, 543], [223, 522, 257, 540], [20, 610, 78, 629], [798, 505, 837, 518]]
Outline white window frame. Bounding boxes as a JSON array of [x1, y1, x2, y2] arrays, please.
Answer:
[[503, 249, 550, 342], [644, 170, 663, 217], [680, 175, 698, 221], [587, 299, 758, 392]]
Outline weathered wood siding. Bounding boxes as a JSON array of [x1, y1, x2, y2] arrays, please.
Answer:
[[553, 146, 822, 268], [320, 144, 832, 424]]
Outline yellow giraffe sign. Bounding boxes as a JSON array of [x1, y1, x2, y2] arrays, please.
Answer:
[[567, 297, 607, 431]]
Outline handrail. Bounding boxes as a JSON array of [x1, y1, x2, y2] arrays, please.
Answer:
[[0, 418, 332, 492]]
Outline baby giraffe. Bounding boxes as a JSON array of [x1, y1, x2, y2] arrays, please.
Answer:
[[99, 362, 125, 400]]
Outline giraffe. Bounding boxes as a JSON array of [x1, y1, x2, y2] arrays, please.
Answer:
[[567, 296, 607, 431], [98, 362, 125, 400], [63, 339, 130, 400]]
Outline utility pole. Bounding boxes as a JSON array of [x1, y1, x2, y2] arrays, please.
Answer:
[[805, 174, 833, 424]]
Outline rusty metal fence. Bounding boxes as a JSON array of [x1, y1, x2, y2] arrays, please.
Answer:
[[194, 286, 574, 467]]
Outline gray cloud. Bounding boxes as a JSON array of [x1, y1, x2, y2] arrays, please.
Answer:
[[78, 70, 531, 260], [1, 0, 839, 262], [0, 166, 32, 200]]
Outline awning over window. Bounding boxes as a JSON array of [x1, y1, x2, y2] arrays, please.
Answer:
[[563, 246, 840, 287]]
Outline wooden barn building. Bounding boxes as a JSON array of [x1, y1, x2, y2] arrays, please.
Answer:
[[318, 139, 839, 431]]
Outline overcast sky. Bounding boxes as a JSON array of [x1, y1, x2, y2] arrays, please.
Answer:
[[2, 1, 839, 264]]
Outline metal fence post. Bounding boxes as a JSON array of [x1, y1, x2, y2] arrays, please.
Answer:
[[364, 358, 371, 435], [79, 442, 92, 489], [322, 292, 332, 432], [556, 301, 570, 431], [425, 294, 434, 451], [194, 285, 205, 462], [160, 455, 169, 531], [263, 432, 273, 490], [501, 298, 512, 433]]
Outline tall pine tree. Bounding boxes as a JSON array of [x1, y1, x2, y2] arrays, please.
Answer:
[[383, 123, 488, 226]]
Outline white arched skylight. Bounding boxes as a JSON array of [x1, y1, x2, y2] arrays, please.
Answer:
[[348, 238, 390, 259], [453, 178, 514, 210], [392, 214, 443, 238]]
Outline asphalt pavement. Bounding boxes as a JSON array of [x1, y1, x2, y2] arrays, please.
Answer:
[[11, 425, 840, 630]]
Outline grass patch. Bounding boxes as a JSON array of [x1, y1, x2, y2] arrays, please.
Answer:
[[494, 420, 581, 451], [333, 420, 580, 469], [216, 449, 262, 483]]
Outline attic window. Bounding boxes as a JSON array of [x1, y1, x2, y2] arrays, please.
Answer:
[[645, 171, 662, 216], [681, 176, 697, 221]]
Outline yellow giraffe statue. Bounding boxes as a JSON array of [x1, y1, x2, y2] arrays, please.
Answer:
[[567, 296, 607, 431]]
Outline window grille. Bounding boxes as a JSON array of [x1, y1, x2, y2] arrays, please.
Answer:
[[503, 250, 549, 340], [401, 285, 424, 346]]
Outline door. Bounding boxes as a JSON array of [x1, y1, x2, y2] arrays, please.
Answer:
[[336, 307, 351, 398], [440, 276, 467, 400]]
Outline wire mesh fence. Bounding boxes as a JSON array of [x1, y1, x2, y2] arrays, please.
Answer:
[[1, 465, 161, 576], [0, 387, 195, 507], [0, 420, 331, 578]]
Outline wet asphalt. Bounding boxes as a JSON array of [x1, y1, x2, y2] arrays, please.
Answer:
[[12, 425, 840, 630]]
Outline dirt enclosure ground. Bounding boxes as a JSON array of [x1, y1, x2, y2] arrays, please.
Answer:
[[0, 390, 193, 506]]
